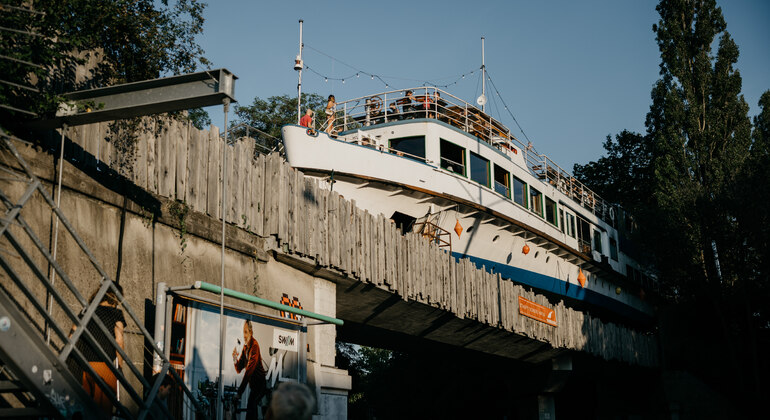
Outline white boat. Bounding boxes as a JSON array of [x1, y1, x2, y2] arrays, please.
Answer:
[[282, 86, 656, 324]]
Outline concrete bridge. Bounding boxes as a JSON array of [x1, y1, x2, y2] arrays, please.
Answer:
[[0, 119, 657, 418]]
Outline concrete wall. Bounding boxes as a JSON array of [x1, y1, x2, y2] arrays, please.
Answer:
[[0, 140, 350, 416]]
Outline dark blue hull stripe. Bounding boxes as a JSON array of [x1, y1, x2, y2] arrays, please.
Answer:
[[451, 252, 652, 323]]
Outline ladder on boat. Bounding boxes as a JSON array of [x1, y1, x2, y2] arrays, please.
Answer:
[[0, 132, 205, 419]]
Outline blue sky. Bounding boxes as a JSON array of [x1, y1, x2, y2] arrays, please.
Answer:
[[198, 0, 770, 170]]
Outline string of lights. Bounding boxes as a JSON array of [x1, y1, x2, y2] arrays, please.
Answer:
[[302, 44, 478, 90], [484, 69, 534, 147], [300, 44, 534, 148]]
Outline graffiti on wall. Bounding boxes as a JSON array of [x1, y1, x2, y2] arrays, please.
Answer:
[[279, 293, 303, 321]]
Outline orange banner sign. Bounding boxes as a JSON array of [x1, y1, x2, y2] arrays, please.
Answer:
[[518, 296, 557, 327]]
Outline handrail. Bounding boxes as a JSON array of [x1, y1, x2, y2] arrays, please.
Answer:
[[0, 133, 206, 419], [328, 86, 619, 226], [193, 281, 344, 326]]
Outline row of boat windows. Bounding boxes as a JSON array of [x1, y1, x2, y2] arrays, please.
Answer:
[[390, 135, 559, 223], [390, 135, 619, 261]]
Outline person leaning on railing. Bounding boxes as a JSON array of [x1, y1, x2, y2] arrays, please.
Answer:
[[401, 90, 419, 118], [388, 102, 401, 121], [73, 285, 126, 417]]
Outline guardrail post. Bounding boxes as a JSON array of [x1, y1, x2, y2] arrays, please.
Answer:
[[464, 103, 468, 131], [384, 93, 388, 123], [343, 103, 347, 132]]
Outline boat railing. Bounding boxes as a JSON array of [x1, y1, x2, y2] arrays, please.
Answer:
[[494, 180, 510, 198], [439, 156, 466, 176], [330, 87, 617, 226]]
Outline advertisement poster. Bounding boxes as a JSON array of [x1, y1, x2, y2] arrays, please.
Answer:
[[183, 301, 303, 419]]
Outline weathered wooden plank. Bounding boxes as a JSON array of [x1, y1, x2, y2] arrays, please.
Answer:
[[133, 119, 148, 190], [158, 120, 174, 197], [175, 121, 188, 201], [253, 154, 265, 236], [206, 126, 220, 218], [296, 167, 302, 252], [99, 122, 112, 172], [356, 207, 364, 279], [193, 126, 207, 212], [226, 139, 238, 224]]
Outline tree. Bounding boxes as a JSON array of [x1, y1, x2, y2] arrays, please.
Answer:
[[0, 0, 209, 127], [646, 0, 752, 291], [573, 130, 652, 210], [232, 93, 327, 150], [574, 0, 766, 407]]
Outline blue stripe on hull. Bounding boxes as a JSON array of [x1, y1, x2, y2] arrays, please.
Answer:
[[451, 252, 652, 323]]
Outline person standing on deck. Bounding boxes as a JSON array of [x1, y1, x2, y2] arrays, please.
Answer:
[[324, 95, 336, 134], [300, 109, 314, 128]]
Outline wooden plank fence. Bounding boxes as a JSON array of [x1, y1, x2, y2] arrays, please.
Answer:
[[66, 119, 658, 367]]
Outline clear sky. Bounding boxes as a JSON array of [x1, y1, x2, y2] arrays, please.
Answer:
[[198, 0, 769, 171]]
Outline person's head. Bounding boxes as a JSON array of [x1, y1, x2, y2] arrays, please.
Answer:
[[327, 95, 335, 103], [264, 382, 316, 420], [150, 373, 175, 400], [90, 284, 123, 307], [304, 109, 313, 116], [405, 90, 413, 96], [389, 102, 397, 110], [243, 319, 253, 343], [435, 91, 440, 97]]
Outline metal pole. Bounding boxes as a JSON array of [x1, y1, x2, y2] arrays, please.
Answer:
[[297, 20, 304, 125], [299, 318, 307, 383], [46, 123, 66, 345], [218, 98, 230, 420], [481, 37, 486, 113], [152, 282, 167, 373]]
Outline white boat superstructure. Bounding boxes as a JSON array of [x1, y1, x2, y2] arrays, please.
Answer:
[[282, 87, 656, 323]]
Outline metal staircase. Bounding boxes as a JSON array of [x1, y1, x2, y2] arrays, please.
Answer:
[[0, 131, 205, 419]]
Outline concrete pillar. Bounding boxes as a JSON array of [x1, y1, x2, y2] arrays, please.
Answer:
[[309, 277, 351, 419]]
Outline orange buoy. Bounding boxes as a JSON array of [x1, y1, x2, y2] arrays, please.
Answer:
[[522, 244, 530, 255], [577, 269, 587, 287], [454, 219, 463, 237]]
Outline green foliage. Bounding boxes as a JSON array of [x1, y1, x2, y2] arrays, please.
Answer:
[[0, 0, 209, 126], [574, 0, 768, 406], [187, 108, 212, 130], [168, 199, 190, 253], [573, 130, 652, 210], [233, 93, 327, 150], [646, 0, 752, 291]]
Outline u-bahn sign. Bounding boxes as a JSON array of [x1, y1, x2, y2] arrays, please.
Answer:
[[518, 296, 558, 327]]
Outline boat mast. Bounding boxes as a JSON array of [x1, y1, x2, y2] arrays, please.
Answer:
[[481, 37, 486, 113], [295, 20, 304, 124]]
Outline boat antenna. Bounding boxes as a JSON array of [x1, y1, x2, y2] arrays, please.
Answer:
[[295, 19, 304, 124], [477, 37, 487, 112]]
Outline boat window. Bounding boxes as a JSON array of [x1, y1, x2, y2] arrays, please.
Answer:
[[559, 209, 565, 233], [512, 176, 527, 207], [469, 152, 490, 187], [577, 215, 591, 253], [609, 236, 618, 261], [593, 229, 603, 254], [568, 213, 576, 239], [545, 197, 557, 226], [493, 164, 510, 198], [389, 136, 425, 161], [530, 187, 543, 217], [440, 139, 466, 176]]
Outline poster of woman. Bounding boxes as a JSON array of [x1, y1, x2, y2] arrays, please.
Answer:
[[183, 301, 302, 419]]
